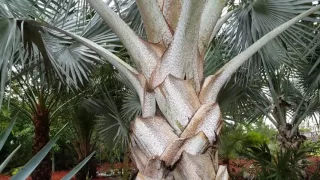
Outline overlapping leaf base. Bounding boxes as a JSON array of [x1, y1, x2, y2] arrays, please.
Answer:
[[85, 0, 320, 179], [130, 101, 228, 179]]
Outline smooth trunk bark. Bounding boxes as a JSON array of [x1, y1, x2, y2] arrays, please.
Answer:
[[31, 109, 51, 180]]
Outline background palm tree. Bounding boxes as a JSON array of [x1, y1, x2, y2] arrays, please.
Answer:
[[210, 0, 320, 151], [69, 103, 98, 180], [246, 67, 319, 149], [7, 76, 65, 180]]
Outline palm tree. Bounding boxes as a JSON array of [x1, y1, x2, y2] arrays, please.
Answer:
[[69, 103, 98, 180], [7, 76, 65, 180], [249, 67, 320, 150], [217, 62, 320, 150], [48, 0, 320, 179], [1, 0, 320, 179], [85, 72, 142, 179], [212, 0, 320, 150]]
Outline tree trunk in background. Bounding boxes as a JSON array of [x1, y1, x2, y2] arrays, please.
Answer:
[[89, 158, 97, 178], [31, 108, 51, 180], [75, 142, 96, 180], [122, 144, 130, 180], [75, 157, 97, 180], [278, 124, 306, 150], [52, 151, 55, 173]]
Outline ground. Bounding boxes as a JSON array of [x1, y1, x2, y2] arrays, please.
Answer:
[[0, 170, 115, 180], [0, 163, 135, 180], [226, 156, 320, 179], [0, 158, 319, 179]]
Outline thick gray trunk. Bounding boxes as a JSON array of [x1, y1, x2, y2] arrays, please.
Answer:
[[130, 105, 228, 179], [80, 1, 320, 179]]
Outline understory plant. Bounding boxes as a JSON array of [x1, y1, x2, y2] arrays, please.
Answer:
[[240, 142, 320, 180]]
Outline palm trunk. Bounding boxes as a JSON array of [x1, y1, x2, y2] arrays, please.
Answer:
[[75, 143, 97, 180], [129, 105, 228, 179], [75, 0, 320, 179], [122, 144, 130, 180], [52, 151, 55, 173], [31, 108, 51, 180], [278, 124, 306, 150], [75, 157, 97, 180], [88, 158, 97, 178]]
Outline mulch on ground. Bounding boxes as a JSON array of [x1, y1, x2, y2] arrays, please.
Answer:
[[1, 157, 319, 180]]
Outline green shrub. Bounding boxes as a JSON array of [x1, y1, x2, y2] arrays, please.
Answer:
[[10, 167, 23, 176], [240, 142, 320, 180]]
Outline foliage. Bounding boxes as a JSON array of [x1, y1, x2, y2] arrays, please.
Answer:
[[85, 71, 141, 149], [240, 142, 320, 180], [220, 0, 317, 82], [67, 102, 98, 179], [52, 139, 77, 171], [0, 109, 33, 171], [0, 114, 94, 180], [304, 140, 320, 156], [219, 120, 276, 162], [9, 167, 22, 176], [97, 144, 123, 164]]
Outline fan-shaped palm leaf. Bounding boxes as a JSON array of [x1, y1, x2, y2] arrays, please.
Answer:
[[85, 86, 129, 147], [0, 0, 120, 107], [212, 0, 318, 81]]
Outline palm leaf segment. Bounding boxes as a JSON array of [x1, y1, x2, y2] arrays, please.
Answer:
[[208, 0, 320, 125], [0, 0, 119, 107], [219, 0, 318, 78]]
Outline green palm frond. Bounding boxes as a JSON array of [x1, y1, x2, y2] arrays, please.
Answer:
[[70, 104, 96, 141], [211, 0, 318, 81], [0, 0, 121, 108], [204, 41, 229, 77], [296, 43, 320, 93], [218, 74, 264, 123], [240, 142, 319, 180], [116, 73, 141, 123], [220, 58, 320, 129], [124, 2, 145, 38], [84, 86, 129, 147]]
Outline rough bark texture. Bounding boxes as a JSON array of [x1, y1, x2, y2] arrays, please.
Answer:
[[31, 108, 51, 180], [278, 124, 306, 150], [83, 0, 320, 178], [130, 105, 227, 179], [125, 0, 229, 179]]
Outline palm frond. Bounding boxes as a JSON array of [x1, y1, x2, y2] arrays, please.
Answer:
[[0, 0, 122, 108], [116, 73, 141, 123], [218, 73, 264, 123], [84, 86, 129, 148], [212, 0, 318, 81]]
